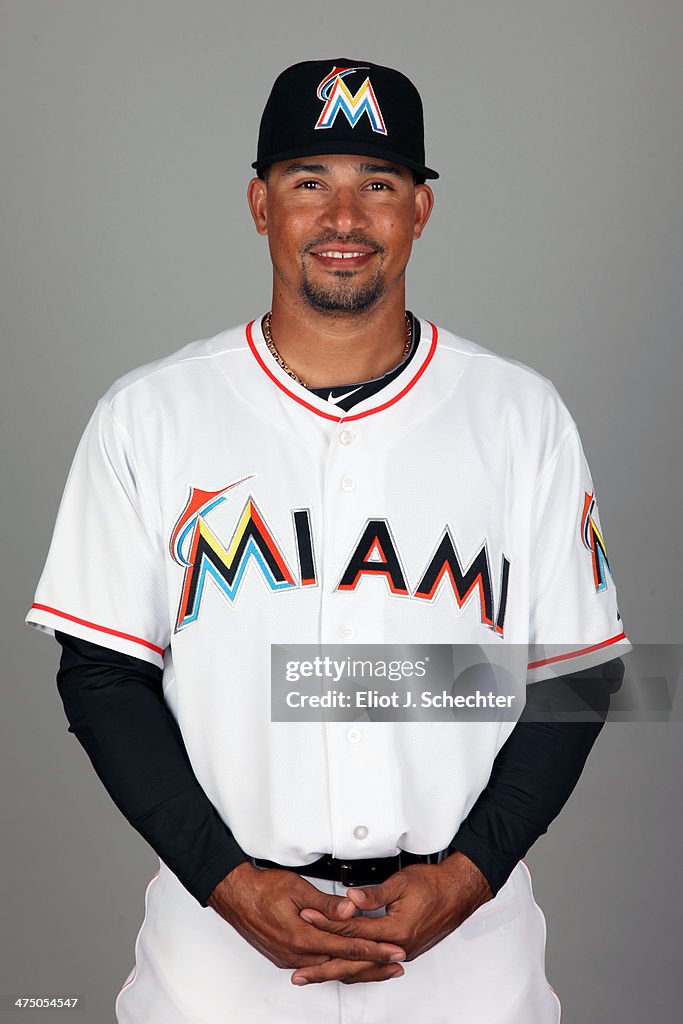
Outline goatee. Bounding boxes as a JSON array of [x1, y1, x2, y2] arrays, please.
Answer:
[[299, 233, 386, 315], [300, 272, 386, 314]]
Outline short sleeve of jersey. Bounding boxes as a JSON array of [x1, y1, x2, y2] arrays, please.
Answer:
[[527, 422, 632, 682], [26, 399, 169, 668]]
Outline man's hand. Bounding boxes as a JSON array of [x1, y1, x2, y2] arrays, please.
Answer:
[[291, 852, 493, 986], [207, 861, 407, 982]]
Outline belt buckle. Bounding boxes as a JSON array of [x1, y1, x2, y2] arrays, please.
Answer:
[[340, 859, 384, 886], [345, 857, 401, 887], [339, 862, 355, 887]]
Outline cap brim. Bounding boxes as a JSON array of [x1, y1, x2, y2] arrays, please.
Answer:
[[251, 139, 439, 179]]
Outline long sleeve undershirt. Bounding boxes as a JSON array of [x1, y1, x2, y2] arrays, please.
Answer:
[[54, 630, 624, 905]]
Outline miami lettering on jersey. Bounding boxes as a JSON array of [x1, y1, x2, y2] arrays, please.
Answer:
[[314, 66, 387, 134], [581, 491, 612, 592], [170, 482, 510, 636]]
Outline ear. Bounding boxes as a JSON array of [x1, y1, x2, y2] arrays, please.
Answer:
[[413, 184, 435, 240], [247, 177, 269, 236]]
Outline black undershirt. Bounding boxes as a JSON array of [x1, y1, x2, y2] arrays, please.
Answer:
[[306, 311, 421, 412], [55, 630, 623, 905]]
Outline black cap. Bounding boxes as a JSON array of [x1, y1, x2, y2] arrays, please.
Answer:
[[252, 59, 439, 181]]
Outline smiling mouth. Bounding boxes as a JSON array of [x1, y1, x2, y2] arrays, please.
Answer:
[[313, 250, 372, 259], [309, 249, 377, 269]]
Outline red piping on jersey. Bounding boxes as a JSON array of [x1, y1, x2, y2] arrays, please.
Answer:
[[30, 603, 165, 657], [114, 867, 161, 1011], [527, 631, 626, 670], [246, 319, 438, 421]]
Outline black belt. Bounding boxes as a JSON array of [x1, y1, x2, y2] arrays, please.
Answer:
[[250, 850, 446, 887]]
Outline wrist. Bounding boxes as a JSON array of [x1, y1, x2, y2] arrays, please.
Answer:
[[437, 850, 494, 907], [207, 858, 258, 910]]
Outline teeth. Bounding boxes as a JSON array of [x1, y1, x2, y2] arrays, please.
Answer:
[[317, 251, 368, 259]]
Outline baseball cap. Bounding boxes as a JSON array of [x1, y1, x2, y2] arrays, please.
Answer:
[[252, 59, 439, 181]]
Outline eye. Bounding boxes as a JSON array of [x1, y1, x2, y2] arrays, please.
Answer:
[[366, 180, 392, 191], [296, 179, 323, 190]]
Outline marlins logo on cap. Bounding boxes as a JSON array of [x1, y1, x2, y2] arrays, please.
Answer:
[[314, 66, 387, 135], [252, 59, 440, 180]]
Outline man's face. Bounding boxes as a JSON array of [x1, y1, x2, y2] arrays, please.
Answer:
[[247, 154, 434, 315]]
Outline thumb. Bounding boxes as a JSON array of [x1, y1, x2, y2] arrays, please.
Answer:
[[300, 886, 355, 920], [346, 878, 398, 911]]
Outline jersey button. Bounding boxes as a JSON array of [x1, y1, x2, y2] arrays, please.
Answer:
[[346, 727, 362, 744], [353, 825, 369, 840], [339, 429, 355, 445], [341, 624, 356, 640], [341, 476, 356, 492]]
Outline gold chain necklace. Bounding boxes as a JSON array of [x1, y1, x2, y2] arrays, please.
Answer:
[[261, 311, 412, 390]]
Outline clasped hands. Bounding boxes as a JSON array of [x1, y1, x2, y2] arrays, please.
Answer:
[[208, 852, 492, 986]]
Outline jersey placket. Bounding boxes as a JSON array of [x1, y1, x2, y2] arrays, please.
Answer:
[[319, 417, 400, 861]]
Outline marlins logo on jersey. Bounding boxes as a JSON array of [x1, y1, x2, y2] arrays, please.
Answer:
[[169, 480, 302, 631], [314, 65, 387, 134], [581, 491, 612, 592], [169, 478, 511, 637]]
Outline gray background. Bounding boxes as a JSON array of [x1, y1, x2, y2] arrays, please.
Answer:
[[2, 1, 681, 1020]]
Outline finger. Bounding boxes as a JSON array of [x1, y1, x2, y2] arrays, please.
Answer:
[[285, 954, 333, 968], [299, 926, 405, 963], [299, 908, 403, 945], [292, 959, 404, 986], [296, 884, 356, 921], [342, 963, 405, 985], [315, 896, 357, 921], [345, 879, 401, 911]]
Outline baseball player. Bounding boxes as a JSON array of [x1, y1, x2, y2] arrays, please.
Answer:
[[27, 59, 631, 1022]]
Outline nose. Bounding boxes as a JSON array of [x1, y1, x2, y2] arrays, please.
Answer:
[[317, 185, 369, 235]]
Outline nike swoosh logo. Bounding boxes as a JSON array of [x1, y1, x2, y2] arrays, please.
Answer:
[[326, 386, 363, 404]]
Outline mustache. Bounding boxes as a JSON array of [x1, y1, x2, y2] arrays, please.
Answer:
[[301, 233, 385, 255]]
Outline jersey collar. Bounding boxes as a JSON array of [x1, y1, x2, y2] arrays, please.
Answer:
[[245, 315, 438, 423]]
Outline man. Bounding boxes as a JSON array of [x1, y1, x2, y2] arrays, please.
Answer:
[[27, 60, 630, 1022]]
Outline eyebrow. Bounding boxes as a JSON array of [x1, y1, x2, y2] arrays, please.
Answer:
[[281, 163, 330, 177], [358, 162, 403, 177], [280, 161, 404, 178]]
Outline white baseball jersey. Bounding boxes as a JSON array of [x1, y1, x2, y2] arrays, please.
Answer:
[[27, 316, 630, 1023]]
